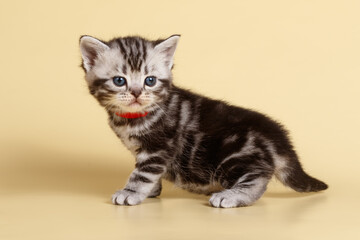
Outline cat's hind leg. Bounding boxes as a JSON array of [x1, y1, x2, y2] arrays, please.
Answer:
[[209, 175, 271, 208], [210, 153, 274, 208]]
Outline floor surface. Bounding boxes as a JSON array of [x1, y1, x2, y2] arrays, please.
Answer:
[[0, 142, 359, 240]]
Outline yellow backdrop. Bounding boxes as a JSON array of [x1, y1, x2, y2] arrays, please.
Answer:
[[0, 0, 359, 239]]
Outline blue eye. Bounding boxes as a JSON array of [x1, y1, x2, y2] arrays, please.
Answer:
[[145, 76, 157, 87], [113, 76, 126, 87]]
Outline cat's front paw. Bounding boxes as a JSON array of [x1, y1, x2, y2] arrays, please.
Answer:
[[112, 189, 146, 206]]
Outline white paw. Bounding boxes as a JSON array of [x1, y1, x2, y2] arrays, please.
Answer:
[[112, 189, 146, 206], [209, 190, 248, 208]]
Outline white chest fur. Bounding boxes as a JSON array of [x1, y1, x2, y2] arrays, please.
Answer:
[[109, 123, 141, 156]]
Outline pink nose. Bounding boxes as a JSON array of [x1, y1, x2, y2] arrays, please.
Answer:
[[130, 90, 141, 98]]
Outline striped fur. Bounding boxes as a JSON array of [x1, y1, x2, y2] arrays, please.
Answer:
[[80, 35, 328, 208]]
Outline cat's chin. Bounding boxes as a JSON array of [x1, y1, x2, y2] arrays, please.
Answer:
[[118, 104, 148, 113], [116, 100, 159, 113]]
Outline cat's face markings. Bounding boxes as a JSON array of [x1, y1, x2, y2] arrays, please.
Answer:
[[80, 35, 180, 113]]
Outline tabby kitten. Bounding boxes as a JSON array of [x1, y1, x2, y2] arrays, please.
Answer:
[[79, 35, 328, 208]]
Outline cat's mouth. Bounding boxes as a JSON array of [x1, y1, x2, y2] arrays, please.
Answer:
[[122, 99, 149, 112], [121, 99, 154, 113], [128, 100, 142, 107]]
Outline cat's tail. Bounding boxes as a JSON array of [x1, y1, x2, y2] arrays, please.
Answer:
[[274, 154, 328, 192]]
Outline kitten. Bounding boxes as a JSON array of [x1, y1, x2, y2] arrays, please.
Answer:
[[79, 35, 328, 208]]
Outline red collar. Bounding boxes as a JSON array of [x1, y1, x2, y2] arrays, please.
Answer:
[[115, 112, 149, 119]]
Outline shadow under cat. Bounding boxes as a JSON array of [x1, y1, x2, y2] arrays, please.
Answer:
[[0, 142, 325, 205], [0, 142, 206, 200]]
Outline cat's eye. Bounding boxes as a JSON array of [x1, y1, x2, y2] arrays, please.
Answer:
[[144, 76, 157, 87], [113, 76, 126, 87]]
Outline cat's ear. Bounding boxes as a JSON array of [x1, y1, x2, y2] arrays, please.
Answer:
[[154, 35, 180, 70], [80, 35, 110, 72]]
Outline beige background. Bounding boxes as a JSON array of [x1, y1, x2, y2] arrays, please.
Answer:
[[1, 0, 359, 239]]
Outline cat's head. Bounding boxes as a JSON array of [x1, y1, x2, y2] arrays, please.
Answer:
[[79, 35, 179, 113]]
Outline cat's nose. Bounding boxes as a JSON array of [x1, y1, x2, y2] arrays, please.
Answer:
[[130, 89, 142, 98]]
